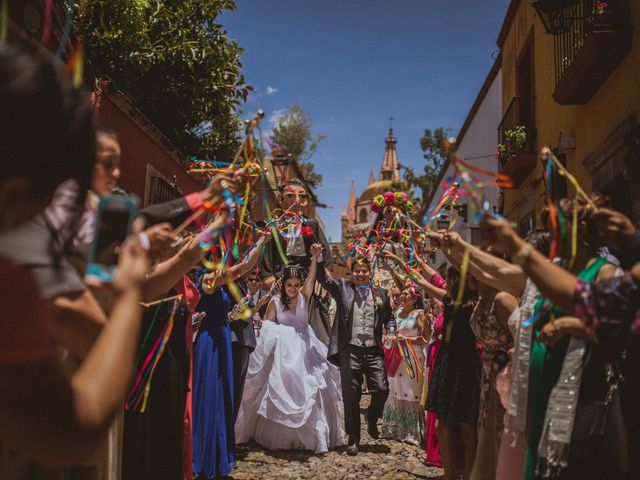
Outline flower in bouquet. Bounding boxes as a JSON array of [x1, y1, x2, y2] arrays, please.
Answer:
[[301, 225, 314, 238], [371, 194, 385, 213], [394, 191, 408, 205], [383, 191, 396, 205]]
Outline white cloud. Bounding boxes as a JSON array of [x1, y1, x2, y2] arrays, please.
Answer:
[[268, 108, 287, 128], [265, 85, 278, 96]]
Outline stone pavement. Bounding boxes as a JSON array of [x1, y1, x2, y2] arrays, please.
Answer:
[[231, 395, 444, 480]]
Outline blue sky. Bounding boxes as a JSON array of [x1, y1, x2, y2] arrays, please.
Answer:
[[221, 0, 510, 241]]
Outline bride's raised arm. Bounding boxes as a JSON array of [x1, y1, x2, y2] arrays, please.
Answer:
[[303, 243, 323, 302]]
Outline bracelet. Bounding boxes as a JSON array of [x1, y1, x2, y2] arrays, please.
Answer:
[[512, 242, 534, 267], [138, 232, 150, 251]]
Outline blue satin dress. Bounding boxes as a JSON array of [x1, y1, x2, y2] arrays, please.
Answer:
[[192, 288, 236, 478]]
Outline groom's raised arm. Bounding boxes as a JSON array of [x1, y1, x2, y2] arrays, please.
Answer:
[[316, 260, 341, 299]]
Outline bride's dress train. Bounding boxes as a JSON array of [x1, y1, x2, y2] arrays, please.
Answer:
[[235, 293, 344, 453]]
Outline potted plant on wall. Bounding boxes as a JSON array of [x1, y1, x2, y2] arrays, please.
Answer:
[[586, 1, 617, 33], [498, 125, 528, 169]]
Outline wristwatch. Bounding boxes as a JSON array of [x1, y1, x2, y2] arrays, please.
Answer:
[[512, 242, 534, 267]]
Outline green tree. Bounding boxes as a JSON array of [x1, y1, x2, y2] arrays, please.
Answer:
[[270, 103, 325, 188], [402, 127, 451, 210], [76, 0, 252, 162]]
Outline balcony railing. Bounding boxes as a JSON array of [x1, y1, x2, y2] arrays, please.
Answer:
[[552, 0, 632, 104], [497, 96, 537, 187]]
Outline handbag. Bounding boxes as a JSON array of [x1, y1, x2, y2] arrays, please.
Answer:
[[566, 347, 628, 479], [384, 342, 402, 377]]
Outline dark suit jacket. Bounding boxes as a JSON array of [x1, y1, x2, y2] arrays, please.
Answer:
[[260, 218, 333, 278], [138, 197, 194, 229], [225, 282, 267, 351], [317, 267, 394, 367]]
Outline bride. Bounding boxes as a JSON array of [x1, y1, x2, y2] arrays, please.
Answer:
[[235, 244, 344, 453]]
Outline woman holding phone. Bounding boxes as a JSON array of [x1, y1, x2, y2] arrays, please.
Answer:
[[0, 42, 154, 471]]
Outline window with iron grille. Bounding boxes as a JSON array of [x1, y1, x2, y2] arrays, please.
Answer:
[[149, 176, 182, 206]]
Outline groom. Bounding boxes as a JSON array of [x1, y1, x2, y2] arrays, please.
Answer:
[[318, 258, 394, 455]]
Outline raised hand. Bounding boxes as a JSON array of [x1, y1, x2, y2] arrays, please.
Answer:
[[590, 208, 637, 253], [429, 231, 444, 249], [310, 243, 323, 260], [442, 230, 462, 247], [200, 172, 240, 201], [142, 222, 176, 262], [479, 215, 522, 255]]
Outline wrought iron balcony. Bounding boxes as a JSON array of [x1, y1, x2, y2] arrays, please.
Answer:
[[550, 0, 633, 104], [497, 96, 537, 187]]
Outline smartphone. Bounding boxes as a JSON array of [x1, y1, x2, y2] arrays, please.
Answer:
[[85, 195, 139, 283]]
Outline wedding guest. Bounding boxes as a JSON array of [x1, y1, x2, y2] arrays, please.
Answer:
[[425, 267, 480, 480], [381, 281, 429, 445], [0, 43, 149, 468], [227, 268, 270, 419], [191, 233, 270, 478], [495, 229, 550, 480], [481, 196, 621, 480]]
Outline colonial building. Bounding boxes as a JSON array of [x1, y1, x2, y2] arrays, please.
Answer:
[[341, 128, 402, 241], [497, 0, 639, 229]]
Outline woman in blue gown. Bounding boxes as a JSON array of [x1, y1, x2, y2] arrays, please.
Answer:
[[192, 288, 236, 478], [191, 234, 269, 479]]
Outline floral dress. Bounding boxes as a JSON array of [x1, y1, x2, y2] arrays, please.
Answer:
[[468, 296, 513, 480], [381, 308, 427, 445]]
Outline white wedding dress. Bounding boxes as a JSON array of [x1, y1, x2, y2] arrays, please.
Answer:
[[235, 293, 345, 453]]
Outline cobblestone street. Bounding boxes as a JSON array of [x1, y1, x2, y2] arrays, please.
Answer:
[[232, 396, 444, 480]]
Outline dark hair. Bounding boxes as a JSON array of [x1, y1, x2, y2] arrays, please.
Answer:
[[0, 43, 95, 198], [0, 44, 95, 255], [279, 177, 308, 195], [403, 282, 425, 310], [280, 265, 305, 311], [525, 228, 550, 257], [445, 266, 477, 309], [559, 193, 610, 257]]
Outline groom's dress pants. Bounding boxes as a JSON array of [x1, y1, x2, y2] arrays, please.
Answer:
[[339, 344, 389, 443]]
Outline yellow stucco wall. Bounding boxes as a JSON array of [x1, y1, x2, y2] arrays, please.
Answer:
[[500, 0, 640, 224]]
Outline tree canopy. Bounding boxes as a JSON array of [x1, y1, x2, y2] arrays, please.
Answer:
[[77, 0, 252, 162], [270, 103, 325, 189], [401, 127, 451, 210]]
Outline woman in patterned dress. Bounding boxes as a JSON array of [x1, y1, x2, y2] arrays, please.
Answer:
[[382, 281, 430, 445], [468, 283, 517, 480]]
